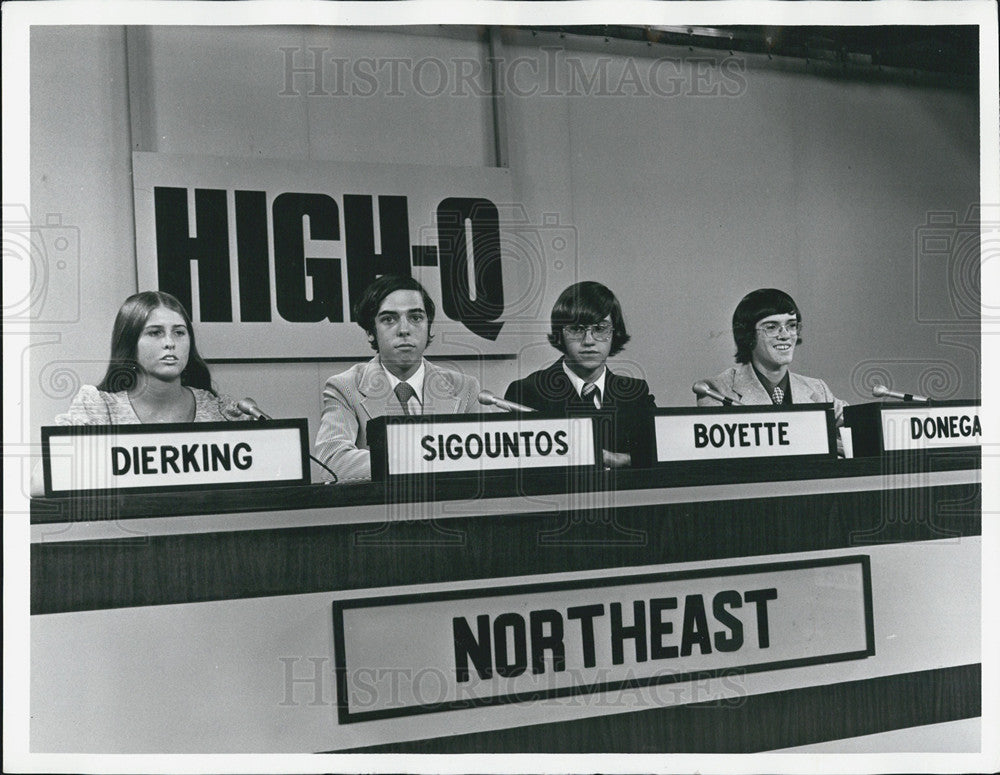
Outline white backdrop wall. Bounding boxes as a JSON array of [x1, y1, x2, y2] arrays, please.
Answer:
[[29, 26, 980, 477]]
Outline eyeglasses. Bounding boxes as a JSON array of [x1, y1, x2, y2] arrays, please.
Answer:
[[756, 320, 801, 338], [563, 322, 614, 341]]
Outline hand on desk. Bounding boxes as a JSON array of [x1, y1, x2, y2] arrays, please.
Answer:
[[30, 462, 45, 497], [602, 449, 632, 468]]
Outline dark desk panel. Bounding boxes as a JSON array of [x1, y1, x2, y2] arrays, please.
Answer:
[[30, 452, 982, 753], [32, 477, 979, 615], [29, 449, 979, 523]]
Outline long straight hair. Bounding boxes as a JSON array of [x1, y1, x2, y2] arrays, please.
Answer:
[[97, 291, 214, 393]]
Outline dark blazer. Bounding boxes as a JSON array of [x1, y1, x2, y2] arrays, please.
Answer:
[[504, 359, 655, 465]]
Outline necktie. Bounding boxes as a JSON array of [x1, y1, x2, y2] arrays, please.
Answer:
[[394, 382, 416, 415], [771, 386, 784, 405], [582, 382, 601, 408]]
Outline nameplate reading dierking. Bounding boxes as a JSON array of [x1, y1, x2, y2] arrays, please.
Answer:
[[653, 405, 836, 463], [41, 420, 310, 496]]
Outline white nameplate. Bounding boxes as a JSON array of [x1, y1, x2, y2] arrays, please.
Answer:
[[42, 420, 309, 495], [383, 415, 597, 476], [654, 407, 834, 462], [880, 405, 981, 451], [333, 556, 873, 722]]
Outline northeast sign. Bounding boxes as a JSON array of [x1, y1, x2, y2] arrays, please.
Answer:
[[133, 154, 576, 359], [333, 556, 874, 723]]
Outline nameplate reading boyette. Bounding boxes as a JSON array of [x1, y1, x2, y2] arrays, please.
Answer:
[[653, 406, 836, 462], [41, 420, 310, 495]]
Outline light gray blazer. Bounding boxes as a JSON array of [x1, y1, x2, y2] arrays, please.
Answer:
[[315, 356, 481, 481], [697, 362, 847, 426]]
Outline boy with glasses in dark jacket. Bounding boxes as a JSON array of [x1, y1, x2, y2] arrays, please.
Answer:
[[504, 281, 655, 468]]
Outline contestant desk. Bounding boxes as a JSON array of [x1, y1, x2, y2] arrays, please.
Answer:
[[30, 451, 981, 753]]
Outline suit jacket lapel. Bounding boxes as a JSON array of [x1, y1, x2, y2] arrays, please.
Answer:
[[552, 359, 585, 408], [423, 361, 462, 414], [357, 357, 395, 420], [732, 362, 773, 405], [789, 372, 823, 403], [602, 368, 619, 406]]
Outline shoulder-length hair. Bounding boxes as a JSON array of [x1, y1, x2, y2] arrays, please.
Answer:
[[97, 291, 214, 393], [732, 288, 803, 364], [548, 281, 631, 357]]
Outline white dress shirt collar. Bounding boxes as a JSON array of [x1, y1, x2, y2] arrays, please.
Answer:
[[562, 361, 606, 408], [382, 360, 426, 410]]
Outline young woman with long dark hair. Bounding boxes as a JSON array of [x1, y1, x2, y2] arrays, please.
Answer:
[[55, 291, 248, 424]]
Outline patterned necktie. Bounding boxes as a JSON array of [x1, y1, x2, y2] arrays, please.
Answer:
[[771, 386, 785, 405], [394, 382, 416, 415], [582, 382, 601, 408]]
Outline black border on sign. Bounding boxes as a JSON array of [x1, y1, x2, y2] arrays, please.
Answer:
[[651, 403, 838, 465], [366, 410, 605, 481], [40, 418, 311, 497], [331, 554, 875, 724], [844, 399, 981, 457]]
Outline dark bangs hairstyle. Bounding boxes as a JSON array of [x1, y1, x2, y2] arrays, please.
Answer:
[[732, 288, 803, 364], [548, 281, 631, 357], [97, 291, 214, 393], [354, 274, 436, 351]]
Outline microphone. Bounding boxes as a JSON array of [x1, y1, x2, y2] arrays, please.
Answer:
[[872, 384, 931, 404], [237, 397, 272, 421], [478, 390, 535, 413], [237, 397, 339, 484], [692, 381, 743, 406]]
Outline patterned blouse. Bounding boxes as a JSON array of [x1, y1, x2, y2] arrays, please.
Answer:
[[55, 385, 247, 425]]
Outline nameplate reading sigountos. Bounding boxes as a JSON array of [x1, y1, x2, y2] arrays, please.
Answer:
[[371, 414, 598, 478]]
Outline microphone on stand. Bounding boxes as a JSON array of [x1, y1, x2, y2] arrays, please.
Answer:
[[237, 398, 339, 484], [692, 381, 743, 406], [872, 384, 931, 404], [237, 397, 273, 421], [478, 390, 536, 413]]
